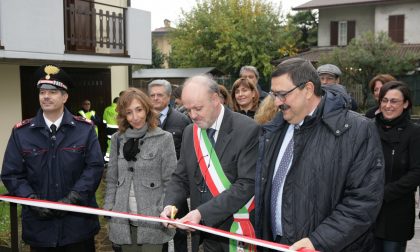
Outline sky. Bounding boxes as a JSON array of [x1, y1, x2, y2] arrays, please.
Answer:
[[131, 0, 311, 30]]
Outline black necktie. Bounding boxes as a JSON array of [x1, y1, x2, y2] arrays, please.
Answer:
[[158, 113, 163, 128], [206, 128, 216, 147], [50, 124, 57, 140]]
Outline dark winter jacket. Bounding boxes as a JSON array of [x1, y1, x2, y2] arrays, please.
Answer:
[[161, 107, 191, 159], [1, 108, 104, 247], [255, 86, 385, 251], [374, 111, 420, 241]]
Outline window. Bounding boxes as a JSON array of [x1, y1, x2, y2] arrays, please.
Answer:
[[330, 20, 355, 46], [389, 15, 404, 43], [338, 21, 348, 46]]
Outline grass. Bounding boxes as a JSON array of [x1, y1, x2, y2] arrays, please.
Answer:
[[0, 177, 107, 248], [0, 183, 12, 247]]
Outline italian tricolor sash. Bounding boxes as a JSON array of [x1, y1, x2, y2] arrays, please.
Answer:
[[193, 124, 256, 252]]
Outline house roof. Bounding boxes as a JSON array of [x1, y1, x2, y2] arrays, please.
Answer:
[[132, 67, 224, 79], [152, 27, 175, 34], [273, 44, 420, 64], [293, 0, 399, 10]]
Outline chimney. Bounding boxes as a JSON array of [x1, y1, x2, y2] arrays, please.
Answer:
[[164, 19, 171, 28]]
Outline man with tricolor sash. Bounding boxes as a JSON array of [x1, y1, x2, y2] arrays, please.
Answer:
[[160, 75, 259, 252]]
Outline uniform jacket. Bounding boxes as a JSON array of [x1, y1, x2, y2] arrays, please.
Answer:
[[104, 127, 177, 245], [164, 108, 259, 249], [1, 108, 104, 247], [161, 107, 191, 159], [374, 112, 420, 241], [255, 86, 385, 252]]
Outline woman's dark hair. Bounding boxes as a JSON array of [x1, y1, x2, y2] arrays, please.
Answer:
[[379, 81, 412, 110], [368, 74, 396, 94], [230, 78, 259, 112], [116, 87, 158, 133], [218, 84, 233, 109]]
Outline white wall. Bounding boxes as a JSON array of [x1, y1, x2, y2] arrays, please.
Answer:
[[318, 6, 375, 46], [126, 8, 152, 63], [0, 0, 151, 65], [375, 2, 420, 43], [0, 64, 22, 168], [111, 66, 129, 100], [1, 0, 64, 54]]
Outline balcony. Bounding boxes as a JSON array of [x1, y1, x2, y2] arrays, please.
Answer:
[[64, 0, 127, 56]]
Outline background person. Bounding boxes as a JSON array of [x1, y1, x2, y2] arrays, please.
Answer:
[[231, 78, 259, 118], [160, 75, 259, 252], [1, 64, 104, 252], [255, 58, 384, 251], [78, 99, 101, 135], [317, 63, 358, 111], [365, 74, 397, 118], [254, 94, 278, 125], [103, 96, 120, 162], [218, 84, 233, 109], [239, 65, 268, 102], [172, 85, 188, 116], [373, 81, 420, 252], [104, 87, 177, 252]]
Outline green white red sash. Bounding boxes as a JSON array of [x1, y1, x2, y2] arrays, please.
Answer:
[[193, 124, 256, 252]]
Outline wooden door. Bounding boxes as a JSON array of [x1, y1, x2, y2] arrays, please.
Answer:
[[65, 0, 96, 52]]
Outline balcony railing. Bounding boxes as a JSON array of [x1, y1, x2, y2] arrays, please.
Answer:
[[64, 0, 127, 56]]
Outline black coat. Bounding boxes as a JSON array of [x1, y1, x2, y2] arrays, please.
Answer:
[[1, 108, 104, 247], [255, 86, 385, 252], [164, 108, 259, 251], [365, 105, 379, 119], [374, 112, 420, 241], [161, 107, 191, 159]]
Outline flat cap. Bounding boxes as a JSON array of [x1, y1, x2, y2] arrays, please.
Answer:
[[317, 64, 342, 77]]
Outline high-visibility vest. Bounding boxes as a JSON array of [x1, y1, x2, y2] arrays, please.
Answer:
[[78, 110, 98, 135], [102, 103, 118, 161]]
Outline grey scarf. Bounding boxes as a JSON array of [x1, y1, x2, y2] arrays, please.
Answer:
[[123, 125, 148, 161]]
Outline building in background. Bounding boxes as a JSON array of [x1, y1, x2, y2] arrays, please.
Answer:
[[0, 0, 152, 165], [152, 19, 174, 68], [273, 0, 420, 107]]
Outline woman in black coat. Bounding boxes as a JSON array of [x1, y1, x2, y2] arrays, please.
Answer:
[[374, 81, 420, 252]]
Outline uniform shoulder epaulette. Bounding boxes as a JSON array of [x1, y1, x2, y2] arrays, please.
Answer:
[[73, 115, 93, 125], [14, 118, 33, 129]]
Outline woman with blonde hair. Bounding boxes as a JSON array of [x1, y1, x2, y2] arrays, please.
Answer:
[[254, 94, 278, 125], [104, 87, 176, 252], [231, 77, 259, 118]]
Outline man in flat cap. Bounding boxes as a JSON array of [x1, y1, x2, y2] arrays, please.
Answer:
[[317, 64, 358, 111], [1, 64, 104, 252]]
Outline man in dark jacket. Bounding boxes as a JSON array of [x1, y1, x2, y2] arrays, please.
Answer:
[[148, 79, 191, 252], [255, 58, 384, 251], [1, 64, 104, 251]]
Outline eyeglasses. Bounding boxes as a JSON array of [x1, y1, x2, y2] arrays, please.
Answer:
[[381, 98, 403, 106], [269, 81, 307, 101]]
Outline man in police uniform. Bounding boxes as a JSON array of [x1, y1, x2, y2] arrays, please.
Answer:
[[1, 64, 104, 252]]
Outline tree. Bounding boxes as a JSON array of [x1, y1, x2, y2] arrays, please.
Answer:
[[320, 32, 419, 107], [278, 10, 318, 58], [132, 41, 165, 71], [168, 0, 283, 83]]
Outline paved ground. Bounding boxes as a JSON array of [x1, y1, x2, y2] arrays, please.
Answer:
[[407, 198, 420, 251]]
